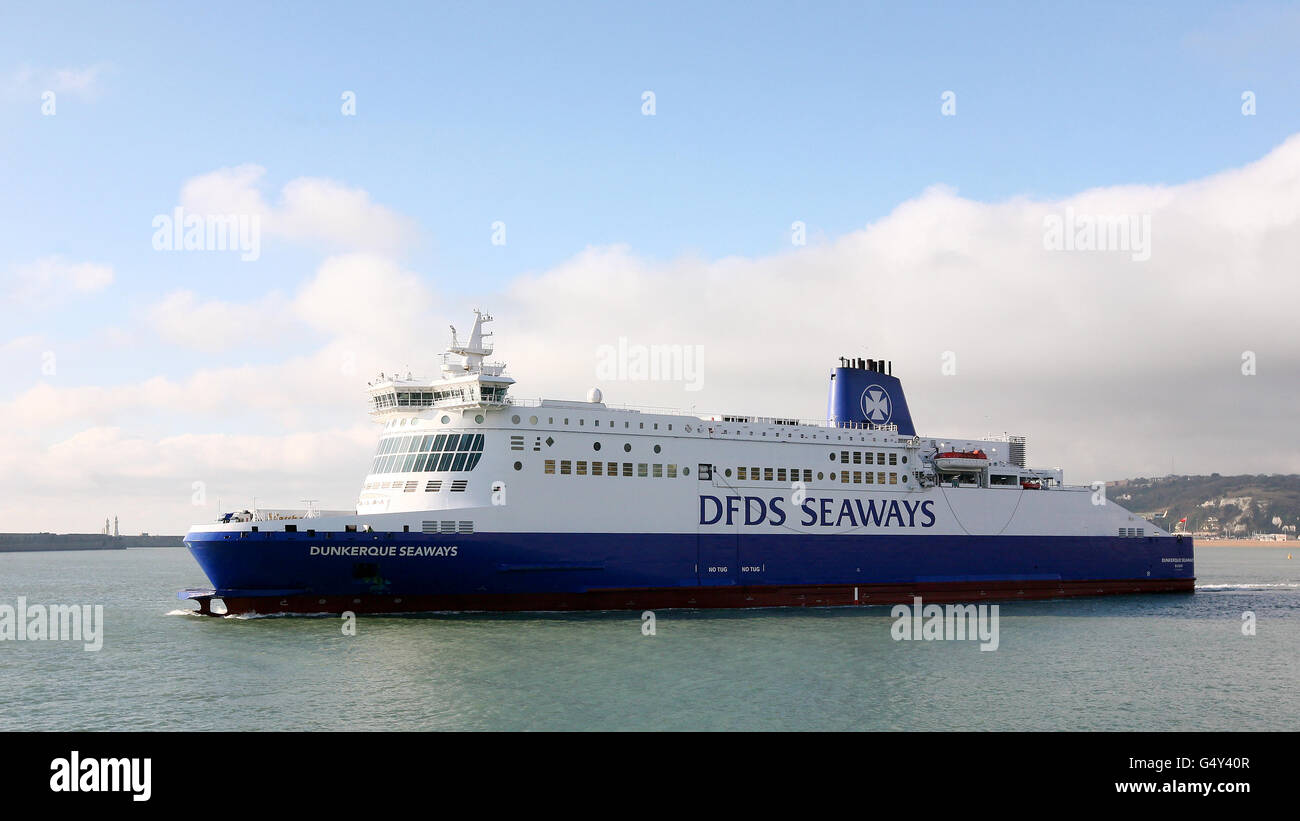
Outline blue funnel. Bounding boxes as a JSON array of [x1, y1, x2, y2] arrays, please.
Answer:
[[827, 363, 916, 435]]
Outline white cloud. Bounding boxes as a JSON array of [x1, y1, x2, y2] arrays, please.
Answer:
[[146, 289, 289, 353], [177, 165, 418, 254], [4, 63, 109, 100], [4, 136, 1300, 532], [4, 256, 113, 306]]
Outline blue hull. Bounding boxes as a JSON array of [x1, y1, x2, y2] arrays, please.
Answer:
[[182, 529, 1196, 612]]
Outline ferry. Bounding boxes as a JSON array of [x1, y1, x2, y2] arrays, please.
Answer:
[[180, 310, 1195, 615]]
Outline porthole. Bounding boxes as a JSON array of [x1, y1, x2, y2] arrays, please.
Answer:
[[440, 416, 450, 424], [902, 456, 908, 464], [529, 416, 538, 425], [474, 414, 484, 424], [683, 467, 690, 476], [830, 472, 836, 480], [653, 444, 661, 454], [513, 461, 522, 471], [593, 442, 601, 451], [512, 415, 521, 424], [902, 475, 909, 483], [817, 472, 824, 480], [829, 453, 837, 461], [725, 468, 732, 477], [623, 443, 631, 453]]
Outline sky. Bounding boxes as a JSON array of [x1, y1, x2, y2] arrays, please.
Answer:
[[2, 1, 1299, 533]]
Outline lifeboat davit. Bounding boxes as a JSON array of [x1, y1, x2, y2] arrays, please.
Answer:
[[933, 449, 989, 472]]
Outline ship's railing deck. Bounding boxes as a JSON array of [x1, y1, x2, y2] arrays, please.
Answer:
[[504, 397, 899, 431]]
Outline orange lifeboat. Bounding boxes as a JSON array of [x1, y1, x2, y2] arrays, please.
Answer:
[[933, 449, 989, 472]]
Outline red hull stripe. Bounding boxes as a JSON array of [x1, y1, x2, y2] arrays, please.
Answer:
[[205, 577, 1196, 616]]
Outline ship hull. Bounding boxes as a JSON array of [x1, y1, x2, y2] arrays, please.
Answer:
[[183, 529, 1195, 615]]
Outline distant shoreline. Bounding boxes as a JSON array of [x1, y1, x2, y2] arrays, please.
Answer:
[[0, 533, 183, 552], [1195, 539, 1293, 548]]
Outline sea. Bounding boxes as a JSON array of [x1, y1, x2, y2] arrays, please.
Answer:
[[0, 546, 1295, 731]]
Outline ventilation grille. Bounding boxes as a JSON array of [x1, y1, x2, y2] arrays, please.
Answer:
[[450, 479, 468, 492], [1119, 527, 1146, 538], [425, 480, 442, 492], [403, 480, 418, 492], [422, 520, 473, 535], [1008, 436, 1027, 468], [510, 435, 525, 451]]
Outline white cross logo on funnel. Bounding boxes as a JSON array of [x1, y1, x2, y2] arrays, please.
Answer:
[[860, 385, 891, 424]]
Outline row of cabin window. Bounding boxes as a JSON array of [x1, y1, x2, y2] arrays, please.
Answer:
[[841, 471, 900, 485], [544, 460, 678, 478], [734, 467, 814, 483], [376, 432, 484, 456], [833, 450, 899, 466], [515, 414, 674, 431], [372, 450, 484, 474]]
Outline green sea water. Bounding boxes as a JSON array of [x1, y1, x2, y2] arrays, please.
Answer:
[[0, 546, 1295, 731]]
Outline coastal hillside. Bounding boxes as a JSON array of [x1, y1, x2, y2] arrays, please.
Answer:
[[1108, 474, 1300, 538]]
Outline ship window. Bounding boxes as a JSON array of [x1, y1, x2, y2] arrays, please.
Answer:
[[638, 463, 648, 477], [853, 452, 861, 464], [402, 454, 417, 472], [697, 464, 711, 480], [840, 451, 848, 463], [457, 436, 473, 452], [737, 467, 747, 480], [654, 444, 661, 453], [623, 443, 632, 452], [803, 469, 812, 483], [529, 416, 538, 425], [592, 462, 603, 476], [840, 472, 848, 483], [414, 454, 430, 471], [653, 464, 663, 478], [853, 471, 862, 483], [465, 453, 483, 470], [865, 472, 874, 484], [667, 464, 678, 478], [725, 468, 732, 477], [878, 472, 886, 484], [438, 452, 455, 471], [514, 461, 522, 471], [623, 463, 633, 477], [877, 452, 885, 464], [890, 473, 897, 484], [544, 459, 556, 474], [512, 415, 521, 424], [889, 453, 897, 466], [751, 467, 758, 479], [576, 461, 587, 475], [777, 468, 786, 482], [607, 462, 617, 476], [451, 453, 469, 471], [560, 460, 572, 475], [817, 472, 824, 480], [764, 468, 773, 481]]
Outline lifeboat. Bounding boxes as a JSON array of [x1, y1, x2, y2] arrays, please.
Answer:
[[1020, 481, 1041, 490], [933, 449, 989, 472]]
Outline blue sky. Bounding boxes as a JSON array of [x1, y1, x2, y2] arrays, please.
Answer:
[[6, 2, 1298, 308], [3, 1, 1300, 530]]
